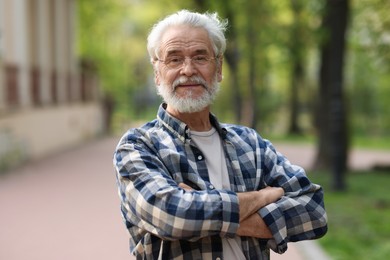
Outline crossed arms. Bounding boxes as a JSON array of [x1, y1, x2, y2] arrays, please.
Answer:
[[180, 183, 284, 239], [114, 127, 328, 253]]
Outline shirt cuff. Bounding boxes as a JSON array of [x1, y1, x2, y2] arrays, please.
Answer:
[[218, 190, 240, 237], [259, 202, 288, 253]]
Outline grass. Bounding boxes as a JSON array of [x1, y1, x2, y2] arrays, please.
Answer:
[[351, 136, 390, 150], [266, 133, 390, 151], [309, 171, 390, 260]]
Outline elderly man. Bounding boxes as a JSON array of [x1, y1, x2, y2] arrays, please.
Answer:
[[114, 10, 327, 260]]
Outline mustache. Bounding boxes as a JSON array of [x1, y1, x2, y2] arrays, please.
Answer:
[[172, 76, 208, 90]]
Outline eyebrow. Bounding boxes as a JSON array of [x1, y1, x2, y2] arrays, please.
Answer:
[[165, 50, 181, 56], [165, 49, 210, 57]]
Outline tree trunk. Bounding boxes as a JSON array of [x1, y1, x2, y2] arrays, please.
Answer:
[[288, 0, 305, 135], [314, 0, 349, 191], [241, 0, 261, 129], [289, 62, 303, 134], [221, 4, 242, 123]]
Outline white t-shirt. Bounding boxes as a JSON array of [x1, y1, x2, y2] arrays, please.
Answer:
[[191, 128, 246, 260]]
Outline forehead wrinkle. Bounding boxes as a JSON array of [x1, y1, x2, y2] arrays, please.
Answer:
[[159, 26, 214, 58], [165, 48, 209, 57]]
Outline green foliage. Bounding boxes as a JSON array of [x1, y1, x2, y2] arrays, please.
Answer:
[[0, 131, 27, 174], [310, 171, 390, 260], [347, 0, 390, 137], [77, 0, 168, 129], [77, 0, 390, 138]]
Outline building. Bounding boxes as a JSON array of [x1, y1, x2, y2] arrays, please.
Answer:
[[0, 0, 104, 172]]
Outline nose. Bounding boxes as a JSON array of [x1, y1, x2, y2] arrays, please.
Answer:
[[180, 58, 197, 76]]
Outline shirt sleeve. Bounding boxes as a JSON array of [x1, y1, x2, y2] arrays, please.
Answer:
[[113, 135, 240, 242], [258, 139, 328, 254]]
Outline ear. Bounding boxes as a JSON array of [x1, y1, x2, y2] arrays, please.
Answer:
[[216, 56, 223, 82], [153, 63, 161, 85]]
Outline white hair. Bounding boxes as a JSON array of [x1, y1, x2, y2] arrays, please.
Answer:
[[147, 10, 228, 62]]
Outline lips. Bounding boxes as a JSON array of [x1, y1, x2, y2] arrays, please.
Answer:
[[172, 76, 207, 90], [178, 83, 201, 87]]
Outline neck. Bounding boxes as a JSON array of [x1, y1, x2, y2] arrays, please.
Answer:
[[166, 105, 212, 132]]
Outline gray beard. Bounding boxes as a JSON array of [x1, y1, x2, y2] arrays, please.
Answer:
[[157, 75, 220, 113]]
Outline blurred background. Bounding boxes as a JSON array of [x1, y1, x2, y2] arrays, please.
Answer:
[[0, 0, 389, 259]]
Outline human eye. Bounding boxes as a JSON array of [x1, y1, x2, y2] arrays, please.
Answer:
[[192, 55, 209, 64], [166, 56, 184, 66]]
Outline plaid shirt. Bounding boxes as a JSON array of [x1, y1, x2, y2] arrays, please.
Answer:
[[114, 104, 327, 260]]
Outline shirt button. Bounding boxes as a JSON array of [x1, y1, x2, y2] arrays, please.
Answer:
[[209, 184, 214, 189], [197, 155, 203, 160]]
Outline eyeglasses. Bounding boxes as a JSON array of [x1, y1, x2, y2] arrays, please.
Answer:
[[157, 55, 217, 69]]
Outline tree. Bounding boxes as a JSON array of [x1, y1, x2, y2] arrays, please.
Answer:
[[288, 0, 306, 135], [314, 0, 350, 191], [242, 0, 261, 128], [218, 2, 243, 123]]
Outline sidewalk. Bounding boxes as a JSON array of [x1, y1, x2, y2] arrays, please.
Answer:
[[1, 136, 385, 259], [0, 137, 129, 260]]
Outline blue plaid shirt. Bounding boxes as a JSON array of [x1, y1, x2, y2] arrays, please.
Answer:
[[114, 104, 327, 259]]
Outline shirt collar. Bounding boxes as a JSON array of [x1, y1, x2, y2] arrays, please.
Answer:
[[156, 103, 227, 142]]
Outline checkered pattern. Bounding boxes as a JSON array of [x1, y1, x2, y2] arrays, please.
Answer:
[[113, 103, 327, 259]]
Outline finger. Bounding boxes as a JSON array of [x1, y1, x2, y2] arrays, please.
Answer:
[[179, 183, 193, 191]]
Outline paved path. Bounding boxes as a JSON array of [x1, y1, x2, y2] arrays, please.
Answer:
[[1, 136, 388, 260], [0, 137, 129, 260]]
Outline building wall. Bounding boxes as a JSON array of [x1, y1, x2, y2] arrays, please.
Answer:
[[0, 0, 104, 173], [0, 104, 104, 171]]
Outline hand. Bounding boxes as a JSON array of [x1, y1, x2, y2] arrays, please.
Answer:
[[236, 187, 283, 238], [179, 183, 193, 191], [237, 186, 284, 222], [258, 186, 284, 205]]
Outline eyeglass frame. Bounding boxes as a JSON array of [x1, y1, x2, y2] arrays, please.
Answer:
[[155, 54, 219, 69]]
